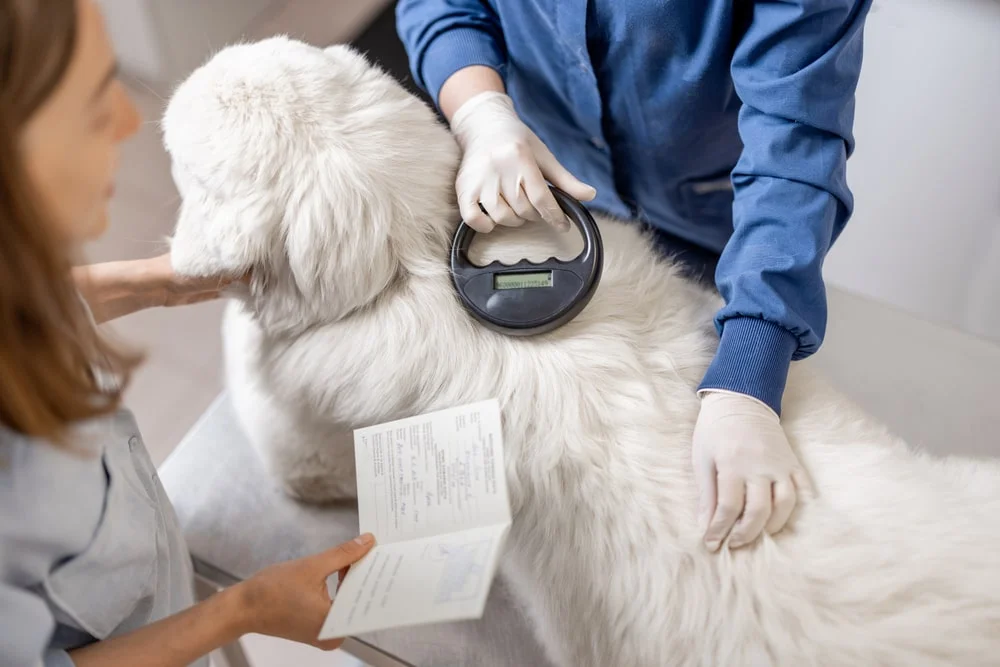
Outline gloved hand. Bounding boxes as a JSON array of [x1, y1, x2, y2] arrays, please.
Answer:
[[692, 390, 813, 552], [449, 91, 597, 233]]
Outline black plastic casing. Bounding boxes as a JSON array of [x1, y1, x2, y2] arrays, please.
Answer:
[[450, 186, 604, 337]]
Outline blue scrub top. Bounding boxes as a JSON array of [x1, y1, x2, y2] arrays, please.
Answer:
[[396, 0, 874, 414]]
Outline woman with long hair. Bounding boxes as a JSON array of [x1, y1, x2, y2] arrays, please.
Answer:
[[0, 2, 374, 665]]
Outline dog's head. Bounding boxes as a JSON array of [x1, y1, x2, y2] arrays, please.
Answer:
[[163, 37, 459, 329]]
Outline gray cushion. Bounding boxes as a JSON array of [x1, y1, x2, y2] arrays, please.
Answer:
[[158, 393, 551, 667]]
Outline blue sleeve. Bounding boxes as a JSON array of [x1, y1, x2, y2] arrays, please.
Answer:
[[395, 0, 508, 106], [699, 0, 874, 415]]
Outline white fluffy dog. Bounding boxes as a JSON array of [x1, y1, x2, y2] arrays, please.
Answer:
[[164, 37, 1000, 667]]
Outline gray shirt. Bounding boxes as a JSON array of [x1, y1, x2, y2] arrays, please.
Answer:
[[0, 408, 206, 667]]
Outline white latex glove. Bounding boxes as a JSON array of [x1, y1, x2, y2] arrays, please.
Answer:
[[449, 91, 597, 233], [693, 390, 813, 552]]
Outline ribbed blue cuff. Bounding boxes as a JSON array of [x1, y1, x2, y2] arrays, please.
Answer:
[[420, 28, 507, 107], [698, 317, 798, 416]]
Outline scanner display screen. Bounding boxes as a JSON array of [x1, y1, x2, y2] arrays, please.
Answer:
[[493, 271, 553, 290]]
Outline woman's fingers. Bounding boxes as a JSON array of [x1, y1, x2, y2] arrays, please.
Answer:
[[318, 533, 376, 572], [314, 637, 347, 651], [335, 565, 350, 593], [304, 535, 375, 648]]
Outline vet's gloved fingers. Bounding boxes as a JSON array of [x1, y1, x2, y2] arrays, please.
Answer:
[[521, 164, 570, 231], [765, 478, 797, 535], [693, 459, 717, 534], [534, 141, 597, 203], [728, 480, 772, 549], [499, 195, 529, 227], [458, 194, 495, 233], [704, 475, 744, 552], [501, 173, 545, 225], [792, 468, 816, 500], [481, 188, 523, 228]]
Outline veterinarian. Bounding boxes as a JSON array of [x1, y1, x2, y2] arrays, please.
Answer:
[[397, 0, 873, 551], [0, 1, 375, 664]]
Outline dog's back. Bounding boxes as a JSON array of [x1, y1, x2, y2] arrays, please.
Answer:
[[224, 203, 1000, 666]]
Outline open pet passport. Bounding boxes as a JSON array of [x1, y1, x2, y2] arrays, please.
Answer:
[[319, 399, 512, 639]]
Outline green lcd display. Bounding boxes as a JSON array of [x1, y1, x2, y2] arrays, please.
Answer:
[[493, 271, 554, 290]]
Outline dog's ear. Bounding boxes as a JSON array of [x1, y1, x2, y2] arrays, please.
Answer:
[[169, 188, 277, 279], [162, 36, 301, 280], [279, 155, 399, 318]]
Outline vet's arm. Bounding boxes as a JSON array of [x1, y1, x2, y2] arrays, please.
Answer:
[[438, 66, 504, 123], [73, 253, 237, 323], [693, 0, 873, 550], [395, 0, 594, 231], [699, 0, 874, 410], [395, 0, 508, 116]]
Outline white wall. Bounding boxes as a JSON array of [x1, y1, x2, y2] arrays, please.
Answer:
[[824, 0, 1000, 344], [96, 0, 395, 92], [95, 0, 274, 87]]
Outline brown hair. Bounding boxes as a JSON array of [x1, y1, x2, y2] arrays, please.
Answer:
[[0, 0, 140, 443]]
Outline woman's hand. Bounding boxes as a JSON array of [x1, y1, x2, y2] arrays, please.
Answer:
[[74, 252, 246, 323], [146, 252, 244, 308], [235, 533, 376, 650]]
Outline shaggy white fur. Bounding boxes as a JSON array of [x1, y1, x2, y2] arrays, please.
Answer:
[[164, 37, 1000, 667]]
